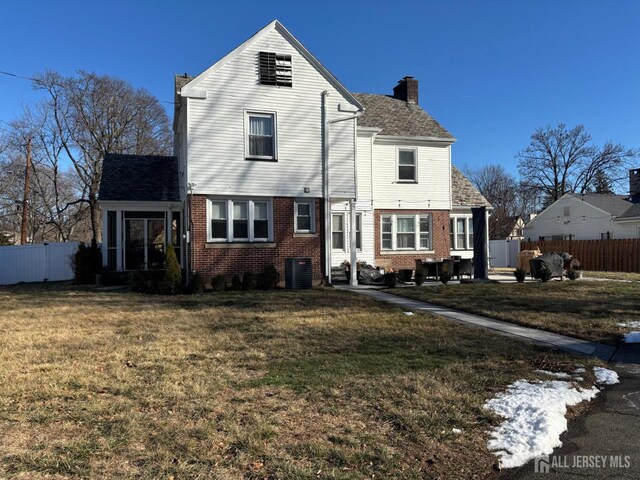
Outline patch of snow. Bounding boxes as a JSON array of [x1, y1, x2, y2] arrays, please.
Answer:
[[593, 367, 619, 385], [451, 428, 462, 435], [485, 380, 599, 468], [618, 321, 640, 328], [403, 311, 415, 316], [573, 367, 586, 374], [624, 332, 640, 343], [535, 370, 572, 379]]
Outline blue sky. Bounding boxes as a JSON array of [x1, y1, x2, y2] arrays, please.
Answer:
[[2, 0, 639, 177]]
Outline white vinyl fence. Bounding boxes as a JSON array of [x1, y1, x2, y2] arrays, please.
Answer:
[[489, 239, 521, 268], [0, 242, 80, 285]]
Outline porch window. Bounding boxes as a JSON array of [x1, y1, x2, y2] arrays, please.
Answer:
[[123, 212, 166, 271], [456, 218, 466, 249], [107, 211, 117, 271], [172, 211, 181, 264], [332, 214, 345, 250], [451, 216, 472, 250], [207, 198, 272, 243], [356, 213, 362, 250]]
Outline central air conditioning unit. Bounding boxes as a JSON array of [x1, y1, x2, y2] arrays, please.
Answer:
[[285, 257, 312, 290]]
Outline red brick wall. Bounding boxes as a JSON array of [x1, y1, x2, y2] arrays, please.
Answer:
[[190, 196, 324, 281], [373, 209, 450, 269]]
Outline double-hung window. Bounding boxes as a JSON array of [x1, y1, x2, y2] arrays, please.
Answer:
[[380, 214, 432, 251], [451, 216, 472, 250], [208, 199, 272, 242], [397, 148, 417, 182], [246, 112, 276, 160], [355, 213, 362, 250], [294, 201, 315, 233], [332, 214, 345, 250]]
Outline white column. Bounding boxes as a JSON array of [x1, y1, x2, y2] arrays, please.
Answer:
[[116, 210, 123, 271], [101, 209, 108, 268], [349, 200, 357, 286]]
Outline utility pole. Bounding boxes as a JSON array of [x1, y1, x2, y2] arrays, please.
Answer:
[[20, 137, 31, 245]]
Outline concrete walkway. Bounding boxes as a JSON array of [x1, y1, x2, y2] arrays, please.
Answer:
[[336, 286, 617, 361]]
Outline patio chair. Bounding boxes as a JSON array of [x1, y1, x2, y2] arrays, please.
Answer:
[[441, 258, 455, 279], [454, 258, 473, 279], [423, 259, 440, 281]]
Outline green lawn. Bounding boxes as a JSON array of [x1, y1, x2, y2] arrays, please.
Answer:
[[391, 281, 640, 345], [0, 283, 600, 479]]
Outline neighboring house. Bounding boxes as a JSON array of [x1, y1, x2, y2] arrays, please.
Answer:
[[490, 215, 526, 241], [98, 20, 490, 283], [523, 169, 640, 241]]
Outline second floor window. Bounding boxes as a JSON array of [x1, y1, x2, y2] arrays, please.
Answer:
[[247, 112, 276, 160], [398, 148, 417, 182]]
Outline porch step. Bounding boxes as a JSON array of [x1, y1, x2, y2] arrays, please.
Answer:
[[331, 267, 348, 283]]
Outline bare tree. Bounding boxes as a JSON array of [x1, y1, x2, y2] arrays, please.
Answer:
[[516, 124, 637, 203], [33, 70, 172, 241], [464, 164, 538, 239]]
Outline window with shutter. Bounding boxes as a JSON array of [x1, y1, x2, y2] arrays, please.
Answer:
[[259, 51, 292, 87]]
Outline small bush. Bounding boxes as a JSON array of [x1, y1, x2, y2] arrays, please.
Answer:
[[566, 268, 580, 281], [164, 244, 182, 294], [439, 265, 452, 285], [261, 265, 280, 290], [230, 274, 242, 290], [514, 268, 526, 283], [384, 271, 397, 288], [242, 272, 258, 290], [187, 272, 205, 294], [540, 266, 552, 282], [73, 241, 102, 284], [211, 274, 226, 292], [414, 262, 425, 286]]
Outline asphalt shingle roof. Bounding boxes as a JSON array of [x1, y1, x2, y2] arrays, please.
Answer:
[[451, 167, 492, 207], [567, 193, 634, 217], [353, 93, 454, 139], [99, 154, 180, 202]]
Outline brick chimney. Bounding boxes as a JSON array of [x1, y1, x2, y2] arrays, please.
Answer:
[[393, 76, 419, 104], [630, 168, 640, 200]]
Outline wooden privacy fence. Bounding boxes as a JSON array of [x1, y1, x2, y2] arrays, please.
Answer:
[[521, 239, 640, 273]]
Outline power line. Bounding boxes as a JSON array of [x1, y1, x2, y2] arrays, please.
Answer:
[[0, 70, 36, 82]]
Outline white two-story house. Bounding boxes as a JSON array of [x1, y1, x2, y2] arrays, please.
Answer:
[[98, 20, 489, 284]]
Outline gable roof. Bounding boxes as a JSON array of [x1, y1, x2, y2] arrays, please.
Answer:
[[451, 167, 491, 207], [99, 154, 180, 203], [618, 202, 640, 219], [566, 193, 633, 217], [353, 93, 454, 139], [179, 20, 363, 111]]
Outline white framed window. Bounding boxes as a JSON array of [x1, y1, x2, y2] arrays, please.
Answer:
[[332, 214, 345, 250], [397, 148, 417, 182], [563, 206, 571, 217], [207, 198, 273, 242], [451, 216, 472, 250], [245, 111, 277, 160], [380, 214, 432, 251], [356, 213, 362, 251], [294, 200, 315, 233]]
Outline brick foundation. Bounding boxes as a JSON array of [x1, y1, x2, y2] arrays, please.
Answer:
[[374, 209, 450, 269], [190, 196, 324, 281]]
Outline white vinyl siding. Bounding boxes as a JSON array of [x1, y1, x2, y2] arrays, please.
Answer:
[[186, 28, 358, 198], [369, 141, 451, 210], [207, 198, 273, 242], [380, 214, 432, 251]]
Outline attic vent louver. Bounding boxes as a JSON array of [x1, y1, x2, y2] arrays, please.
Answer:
[[259, 51, 292, 87]]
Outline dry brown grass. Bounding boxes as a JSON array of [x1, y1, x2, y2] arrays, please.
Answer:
[[0, 283, 599, 479], [392, 281, 640, 345], [582, 271, 640, 282]]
